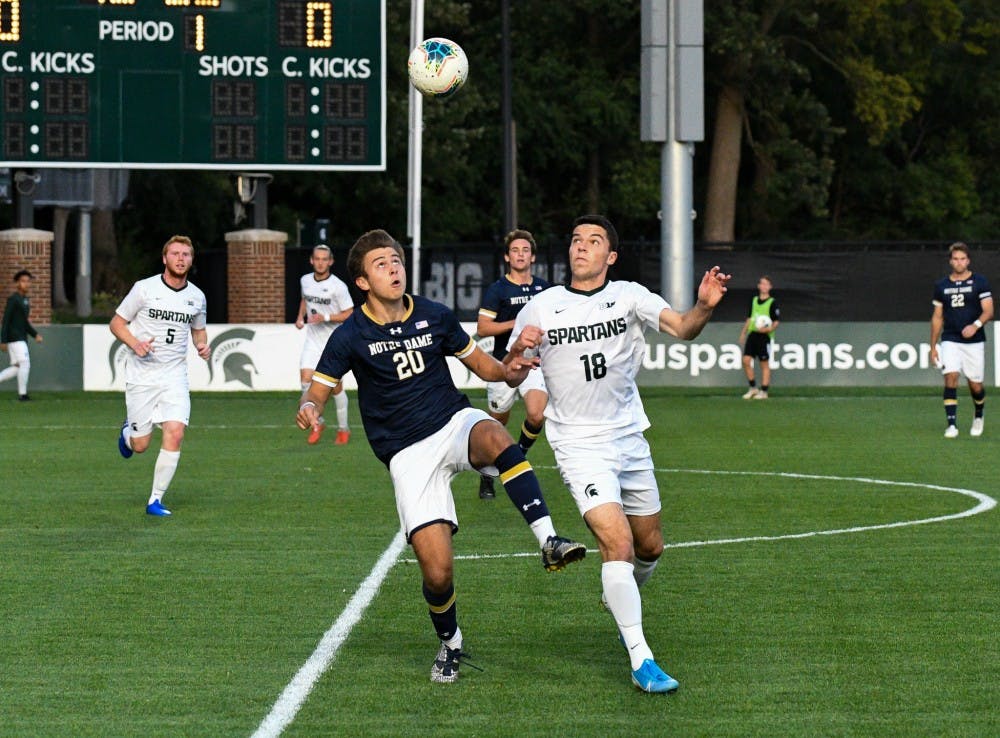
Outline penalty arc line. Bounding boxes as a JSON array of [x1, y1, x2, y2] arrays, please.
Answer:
[[423, 468, 997, 564], [252, 469, 995, 735], [251, 529, 406, 738]]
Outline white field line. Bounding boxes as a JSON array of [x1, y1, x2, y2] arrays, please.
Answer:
[[251, 530, 406, 738], [252, 469, 995, 736], [410, 468, 997, 562]]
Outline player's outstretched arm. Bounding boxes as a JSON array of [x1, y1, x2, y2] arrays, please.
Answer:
[[659, 266, 731, 340]]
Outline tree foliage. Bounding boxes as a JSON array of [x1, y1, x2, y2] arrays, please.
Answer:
[[5, 0, 996, 291]]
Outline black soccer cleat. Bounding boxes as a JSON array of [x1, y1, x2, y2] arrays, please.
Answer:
[[542, 535, 587, 572], [478, 475, 496, 500]]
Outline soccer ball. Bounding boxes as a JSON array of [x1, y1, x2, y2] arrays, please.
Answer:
[[754, 314, 773, 331], [407, 38, 468, 99]]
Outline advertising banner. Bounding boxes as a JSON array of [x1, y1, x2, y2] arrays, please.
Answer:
[[50, 321, 1000, 392]]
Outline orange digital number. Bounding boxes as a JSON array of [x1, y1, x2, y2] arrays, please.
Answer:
[[306, 2, 333, 48], [0, 0, 21, 43]]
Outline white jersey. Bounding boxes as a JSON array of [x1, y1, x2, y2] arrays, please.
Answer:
[[300, 272, 353, 341], [510, 280, 668, 446], [115, 274, 207, 386]]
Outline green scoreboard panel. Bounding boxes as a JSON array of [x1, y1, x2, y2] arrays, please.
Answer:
[[0, 0, 385, 170]]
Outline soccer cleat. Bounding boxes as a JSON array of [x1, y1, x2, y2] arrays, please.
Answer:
[[944, 425, 959, 438], [753, 391, 768, 400], [478, 475, 496, 500], [631, 658, 680, 694], [118, 420, 133, 459], [334, 429, 351, 445], [542, 535, 587, 572], [741, 388, 759, 399], [146, 500, 172, 517], [307, 422, 326, 445], [430, 643, 462, 683], [18, 394, 31, 401], [970, 417, 984, 437]]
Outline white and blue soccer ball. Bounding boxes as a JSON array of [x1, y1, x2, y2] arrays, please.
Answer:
[[754, 314, 773, 331], [407, 38, 469, 99]]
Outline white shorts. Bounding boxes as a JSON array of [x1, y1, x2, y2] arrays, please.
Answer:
[[300, 328, 333, 371], [125, 381, 191, 436], [939, 341, 985, 383], [486, 367, 547, 414], [4, 340, 29, 367], [552, 432, 661, 518], [389, 407, 500, 541]]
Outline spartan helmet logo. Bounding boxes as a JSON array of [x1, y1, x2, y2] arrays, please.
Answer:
[[207, 328, 259, 388], [108, 340, 132, 383]]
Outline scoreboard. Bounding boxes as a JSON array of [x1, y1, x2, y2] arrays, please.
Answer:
[[0, 0, 386, 170]]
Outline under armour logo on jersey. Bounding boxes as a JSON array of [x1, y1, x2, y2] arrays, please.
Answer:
[[389, 327, 403, 335], [601, 301, 616, 309]]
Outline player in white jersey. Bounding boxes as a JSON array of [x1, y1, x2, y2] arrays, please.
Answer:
[[509, 215, 730, 694], [110, 235, 211, 517], [295, 245, 354, 445]]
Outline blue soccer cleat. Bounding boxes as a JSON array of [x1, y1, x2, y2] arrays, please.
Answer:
[[118, 420, 133, 459], [146, 500, 171, 517], [631, 658, 679, 694]]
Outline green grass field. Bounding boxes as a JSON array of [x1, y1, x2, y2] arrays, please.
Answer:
[[1, 388, 996, 737]]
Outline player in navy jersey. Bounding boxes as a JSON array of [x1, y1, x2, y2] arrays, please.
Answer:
[[930, 242, 993, 437], [474, 229, 552, 499], [295, 228, 585, 684]]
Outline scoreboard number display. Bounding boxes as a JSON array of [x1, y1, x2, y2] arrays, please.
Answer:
[[0, 0, 386, 170]]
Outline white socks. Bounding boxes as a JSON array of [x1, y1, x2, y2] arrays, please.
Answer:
[[334, 390, 349, 430], [148, 449, 180, 505], [443, 626, 463, 650], [529, 515, 557, 547], [602, 560, 654, 670]]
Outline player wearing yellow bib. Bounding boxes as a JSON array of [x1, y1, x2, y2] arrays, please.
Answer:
[[738, 275, 780, 399], [509, 215, 731, 694]]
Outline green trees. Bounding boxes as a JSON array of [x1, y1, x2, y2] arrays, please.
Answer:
[[11, 0, 994, 292]]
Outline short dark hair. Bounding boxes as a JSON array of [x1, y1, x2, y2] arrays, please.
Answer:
[[503, 228, 536, 255], [13, 269, 32, 281], [347, 229, 405, 284], [572, 214, 619, 251]]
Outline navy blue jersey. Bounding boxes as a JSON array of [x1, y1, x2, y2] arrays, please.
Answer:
[[478, 275, 552, 360], [933, 273, 992, 343], [314, 294, 475, 465]]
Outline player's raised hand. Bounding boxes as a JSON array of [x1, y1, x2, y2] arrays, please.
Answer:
[[697, 266, 731, 308]]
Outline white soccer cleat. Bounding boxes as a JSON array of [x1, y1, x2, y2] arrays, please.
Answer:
[[741, 388, 759, 399], [944, 425, 959, 438], [970, 417, 984, 437], [753, 391, 769, 400]]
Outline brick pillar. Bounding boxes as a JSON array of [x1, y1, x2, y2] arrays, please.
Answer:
[[225, 228, 288, 323], [0, 228, 53, 325]]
